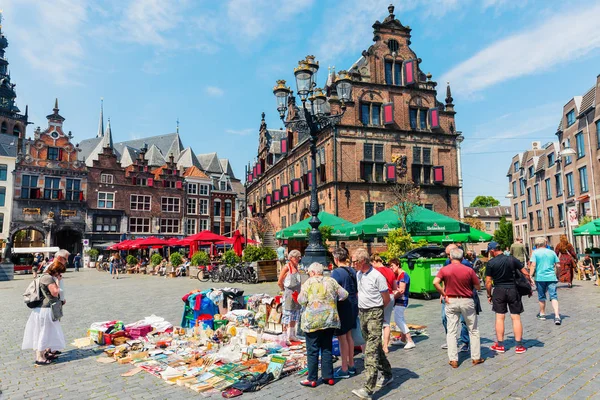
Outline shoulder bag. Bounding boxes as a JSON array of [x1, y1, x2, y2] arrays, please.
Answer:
[[512, 257, 532, 297]]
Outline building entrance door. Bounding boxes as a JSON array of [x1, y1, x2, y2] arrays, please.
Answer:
[[55, 229, 82, 267]]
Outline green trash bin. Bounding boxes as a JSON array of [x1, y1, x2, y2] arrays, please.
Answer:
[[400, 257, 445, 300]]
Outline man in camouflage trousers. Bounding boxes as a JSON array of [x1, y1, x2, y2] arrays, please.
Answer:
[[351, 248, 393, 400]]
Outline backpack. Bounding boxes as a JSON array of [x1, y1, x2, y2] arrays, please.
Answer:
[[23, 278, 43, 309]]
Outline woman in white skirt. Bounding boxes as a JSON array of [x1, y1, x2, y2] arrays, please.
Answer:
[[22, 261, 66, 365]]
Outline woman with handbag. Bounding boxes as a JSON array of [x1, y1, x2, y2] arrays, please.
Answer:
[[277, 249, 302, 343], [554, 235, 577, 288], [22, 260, 67, 365]]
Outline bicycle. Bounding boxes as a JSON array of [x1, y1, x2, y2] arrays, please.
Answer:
[[196, 265, 213, 282]]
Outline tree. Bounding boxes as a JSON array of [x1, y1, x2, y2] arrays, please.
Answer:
[[388, 177, 422, 231], [248, 216, 274, 244], [493, 217, 513, 250], [381, 228, 429, 261], [462, 217, 485, 231], [469, 196, 500, 207], [191, 251, 210, 266], [579, 215, 593, 226]]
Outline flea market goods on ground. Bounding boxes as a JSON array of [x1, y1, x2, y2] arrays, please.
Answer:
[[82, 286, 426, 397]]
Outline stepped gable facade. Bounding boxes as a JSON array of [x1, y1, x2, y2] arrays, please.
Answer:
[[246, 4, 461, 243]]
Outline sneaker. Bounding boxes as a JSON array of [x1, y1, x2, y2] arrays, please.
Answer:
[[554, 317, 562, 325], [536, 314, 546, 320], [333, 368, 350, 379], [490, 343, 505, 353], [515, 345, 527, 354], [376, 375, 394, 388], [459, 344, 470, 353], [390, 339, 405, 346], [352, 388, 372, 399], [404, 341, 416, 350], [441, 343, 448, 349], [348, 366, 357, 375]]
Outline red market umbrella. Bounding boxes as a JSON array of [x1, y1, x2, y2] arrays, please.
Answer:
[[182, 230, 229, 243], [111, 239, 134, 250], [232, 230, 243, 257], [132, 236, 170, 248]]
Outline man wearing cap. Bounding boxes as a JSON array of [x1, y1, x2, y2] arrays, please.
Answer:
[[433, 247, 483, 368], [485, 241, 533, 354]]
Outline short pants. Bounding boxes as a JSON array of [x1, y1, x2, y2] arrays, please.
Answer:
[[492, 286, 524, 314], [536, 281, 558, 302], [382, 300, 394, 327], [281, 309, 300, 325]]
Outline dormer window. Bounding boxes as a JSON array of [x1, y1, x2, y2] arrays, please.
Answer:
[[387, 39, 399, 53], [566, 109, 575, 127], [220, 180, 227, 191]]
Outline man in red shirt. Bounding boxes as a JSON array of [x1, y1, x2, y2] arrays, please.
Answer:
[[433, 247, 484, 368], [372, 255, 397, 354]]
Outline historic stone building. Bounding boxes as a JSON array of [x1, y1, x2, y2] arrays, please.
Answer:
[[10, 100, 87, 256], [246, 5, 461, 244], [182, 166, 212, 235]]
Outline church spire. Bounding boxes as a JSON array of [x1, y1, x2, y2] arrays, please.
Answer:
[[102, 117, 113, 149], [97, 98, 104, 138]]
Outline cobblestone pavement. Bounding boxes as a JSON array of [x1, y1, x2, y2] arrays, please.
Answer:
[[1, 269, 599, 399]]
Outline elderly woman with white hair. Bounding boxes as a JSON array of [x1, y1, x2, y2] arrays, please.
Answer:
[[278, 249, 303, 342], [297, 262, 349, 388]]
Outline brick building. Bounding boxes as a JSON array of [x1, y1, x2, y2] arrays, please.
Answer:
[[9, 100, 88, 256], [246, 5, 462, 243], [507, 74, 600, 250]]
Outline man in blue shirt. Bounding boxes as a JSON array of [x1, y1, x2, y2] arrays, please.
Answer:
[[529, 237, 561, 325]]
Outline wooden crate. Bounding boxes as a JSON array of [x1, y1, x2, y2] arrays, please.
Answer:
[[256, 260, 278, 282]]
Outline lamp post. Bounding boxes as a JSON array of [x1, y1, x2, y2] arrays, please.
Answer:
[[557, 147, 577, 246], [273, 56, 353, 267]]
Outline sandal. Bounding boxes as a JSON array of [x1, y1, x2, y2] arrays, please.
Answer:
[[44, 350, 58, 360], [35, 359, 53, 366], [299, 380, 318, 387]]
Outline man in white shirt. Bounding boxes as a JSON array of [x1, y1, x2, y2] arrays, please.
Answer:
[[351, 248, 392, 400]]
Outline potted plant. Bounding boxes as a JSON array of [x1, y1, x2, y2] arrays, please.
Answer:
[[242, 246, 278, 282], [86, 248, 99, 269], [191, 251, 211, 280], [169, 252, 183, 278], [126, 255, 138, 273]]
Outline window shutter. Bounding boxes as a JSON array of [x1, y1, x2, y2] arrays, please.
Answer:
[[433, 166, 445, 183], [319, 164, 326, 182], [260, 159, 265, 174], [403, 59, 415, 85], [147, 178, 154, 187], [307, 171, 313, 186], [267, 153, 273, 165], [383, 103, 394, 125], [281, 138, 288, 154], [144, 166, 148, 172], [429, 108, 440, 129], [163, 180, 167, 187], [176, 181, 182, 189], [57, 190, 63, 200], [58, 149, 64, 160], [253, 164, 257, 177], [302, 174, 308, 191], [273, 190, 281, 203], [79, 191, 84, 201], [360, 161, 366, 180], [132, 177, 137, 185], [281, 184, 290, 198], [292, 179, 301, 195], [35, 188, 41, 199], [385, 163, 397, 182], [266, 194, 272, 207]]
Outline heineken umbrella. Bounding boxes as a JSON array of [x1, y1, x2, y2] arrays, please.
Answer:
[[276, 212, 355, 239], [573, 219, 600, 236], [412, 227, 493, 244], [349, 205, 470, 237]]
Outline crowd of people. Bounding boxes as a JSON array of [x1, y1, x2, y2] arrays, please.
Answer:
[[99, 253, 191, 279]]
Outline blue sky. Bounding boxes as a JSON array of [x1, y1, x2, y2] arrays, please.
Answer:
[[2, 0, 600, 207]]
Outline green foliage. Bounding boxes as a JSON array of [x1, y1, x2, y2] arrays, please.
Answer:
[[170, 252, 183, 268], [86, 248, 99, 261], [222, 249, 241, 266], [383, 229, 426, 260], [191, 251, 210, 266], [126, 255, 137, 266], [579, 215, 593, 226], [150, 253, 163, 266], [493, 217, 513, 250], [304, 225, 334, 247], [469, 196, 500, 207], [242, 245, 277, 262]]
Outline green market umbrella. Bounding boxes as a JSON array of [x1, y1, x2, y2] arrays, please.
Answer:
[[573, 219, 600, 236], [412, 227, 493, 244], [276, 212, 355, 240], [348, 205, 470, 237]]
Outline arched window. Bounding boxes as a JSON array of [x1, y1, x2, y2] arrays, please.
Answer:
[[0, 122, 7, 134], [13, 124, 21, 136]]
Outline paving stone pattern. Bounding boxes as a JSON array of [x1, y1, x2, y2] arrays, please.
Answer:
[[0, 269, 599, 399]]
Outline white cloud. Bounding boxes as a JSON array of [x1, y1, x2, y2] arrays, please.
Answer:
[[119, 0, 184, 47], [441, 2, 600, 97], [463, 102, 561, 154], [205, 86, 224, 97], [3, 0, 88, 85], [225, 128, 253, 136]]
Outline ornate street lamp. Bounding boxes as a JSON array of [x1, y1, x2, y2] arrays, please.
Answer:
[[273, 56, 353, 267]]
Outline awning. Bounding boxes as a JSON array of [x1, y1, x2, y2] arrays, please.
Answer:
[[12, 246, 60, 254]]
